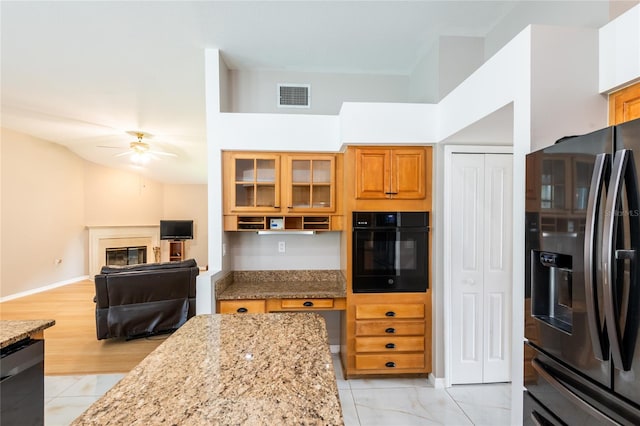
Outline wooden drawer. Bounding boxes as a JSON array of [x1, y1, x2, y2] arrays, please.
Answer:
[[355, 320, 425, 336], [279, 298, 334, 309], [355, 353, 425, 371], [355, 304, 424, 320], [218, 300, 266, 314], [355, 336, 424, 353]]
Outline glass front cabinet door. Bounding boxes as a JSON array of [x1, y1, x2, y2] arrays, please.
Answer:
[[229, 153, 281, 212], [285, 155, 335, 212]]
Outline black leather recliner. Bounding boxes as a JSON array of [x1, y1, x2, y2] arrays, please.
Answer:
[[94, 259, 199, 340]]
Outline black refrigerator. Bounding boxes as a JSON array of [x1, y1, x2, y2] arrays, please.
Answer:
[[524, 118, 640, 425]]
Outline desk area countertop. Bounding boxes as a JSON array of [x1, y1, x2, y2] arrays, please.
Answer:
[[72, 313, 343, 425], [215, 270, 346, 300], [0, 319, 55, 349]]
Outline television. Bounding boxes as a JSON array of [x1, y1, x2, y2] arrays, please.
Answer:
[[160, 220, 194, 240]]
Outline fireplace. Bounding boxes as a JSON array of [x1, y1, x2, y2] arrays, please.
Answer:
[[87, 226, 160, 278], [105, 246, 147, 266]]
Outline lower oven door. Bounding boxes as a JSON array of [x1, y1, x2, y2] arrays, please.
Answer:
[[352, 228, 428, 293]]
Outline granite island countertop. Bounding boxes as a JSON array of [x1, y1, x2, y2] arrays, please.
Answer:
[[72, 313, 343, 425], [0, 319, 56, 349], [216, 270, 346, 300]]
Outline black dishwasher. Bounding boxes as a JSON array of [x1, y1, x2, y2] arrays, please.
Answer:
[[1, 338, 45, 425]]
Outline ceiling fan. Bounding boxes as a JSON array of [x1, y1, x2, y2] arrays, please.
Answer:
[[99, 131, 177, 164]]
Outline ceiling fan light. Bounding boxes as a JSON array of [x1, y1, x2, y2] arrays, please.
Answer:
[[131, 152, 150, 165]]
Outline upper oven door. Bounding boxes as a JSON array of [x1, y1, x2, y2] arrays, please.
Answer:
[[352, 228, 428, 293]]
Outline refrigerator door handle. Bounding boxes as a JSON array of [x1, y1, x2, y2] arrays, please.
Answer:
[[584, 153, 609, 360], [532, 359, 622, 425], [603, 149, 639, 372]]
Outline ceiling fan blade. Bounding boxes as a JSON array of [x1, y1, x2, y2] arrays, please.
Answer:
[[114, 151, 130, 157], [149, 150, 177, 157], [97, 145, 124, 149]]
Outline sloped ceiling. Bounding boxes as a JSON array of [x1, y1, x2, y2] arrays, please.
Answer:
[[1, 1, 630, 183]]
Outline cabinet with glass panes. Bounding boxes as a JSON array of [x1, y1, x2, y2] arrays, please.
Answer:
[[286, 155, 335, 213], [223, 152, 281, 213], [222, 151, 340, 225]]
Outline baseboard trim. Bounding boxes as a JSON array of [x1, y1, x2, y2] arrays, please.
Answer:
[[429, 374, 446, 389], [0, 275, 90, 303]]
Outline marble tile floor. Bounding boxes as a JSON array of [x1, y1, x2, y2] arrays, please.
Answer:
[[45, 354, 511, 426]]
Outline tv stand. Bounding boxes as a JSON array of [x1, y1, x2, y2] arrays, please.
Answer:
[[169, 240, 185, 262]]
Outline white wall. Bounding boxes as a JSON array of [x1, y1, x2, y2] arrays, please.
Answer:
[[438, 36, 485, 101], [229, 69, 409, 115], [483, 1, 610, 60], [162, 184, 208, 268], [1, 129, 86, 298], [599, 3, 640, 93], [531, 26, 607, 150], [340, 102, 438, 144], [227, 232, 340, 271]]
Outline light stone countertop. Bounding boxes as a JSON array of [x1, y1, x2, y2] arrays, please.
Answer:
[[72, 313, 344, 425], [0, 319, 56, 349], [216, 270, 346, 300], [217, 279, 346, 300]]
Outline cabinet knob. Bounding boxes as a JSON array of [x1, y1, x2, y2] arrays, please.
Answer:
[[385, 361, 396, 368], [237, 307, 248, 313], [385, 327, 396, 334], [303, 301, 314, 307], [385, 343, 396, 349], [385, 311, 396, 317]]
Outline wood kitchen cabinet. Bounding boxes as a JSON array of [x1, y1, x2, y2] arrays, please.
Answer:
[[218, 299, 266, 314], [609, 81, 640, 125], [285, 154, 336, 213], [223, 152, 281, 213], [342, 292, 432, 378], [345, 146, 432, 211], [355, 147, 426, 200], [218, 297, 346, 314], [223, 151, 343, 230]]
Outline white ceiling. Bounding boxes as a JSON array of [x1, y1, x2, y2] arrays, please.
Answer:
[[1, 1, 631, 184]]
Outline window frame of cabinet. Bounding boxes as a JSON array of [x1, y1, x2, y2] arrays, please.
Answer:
[[223, 152, 282, 214], [284, 154, 336, 213]]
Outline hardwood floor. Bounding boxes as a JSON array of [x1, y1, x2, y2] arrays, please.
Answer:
[[0, 280, 166, 375]]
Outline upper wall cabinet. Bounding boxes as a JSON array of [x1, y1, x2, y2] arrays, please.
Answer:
[[285, 155, 336, 213], [222, 151, 343, 231], [345, 146, 432, 211], [223, 152, 282, 213], [609, 82, 640, 125]]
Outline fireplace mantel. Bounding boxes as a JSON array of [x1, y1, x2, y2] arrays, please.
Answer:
[[87, 225, 160, 278]]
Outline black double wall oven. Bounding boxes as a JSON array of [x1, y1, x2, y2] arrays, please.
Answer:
[[352, 211, 429, 293]]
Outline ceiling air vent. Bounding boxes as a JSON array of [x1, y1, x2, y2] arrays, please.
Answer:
[[278, 84, 311, 108]]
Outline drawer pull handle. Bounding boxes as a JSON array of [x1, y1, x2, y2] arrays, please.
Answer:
[[385, 361, 396, 368], [385, 343, 396, 349], [385, 311, 396, 317], [385, 327, 396, 334], [303, 301, 314, 307], [237, 307, 248, 313]]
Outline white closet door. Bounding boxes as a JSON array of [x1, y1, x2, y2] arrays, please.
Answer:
[[450, 153, 513, 384], [451, 154, 485, 384], [482, 154, 513, 383]]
